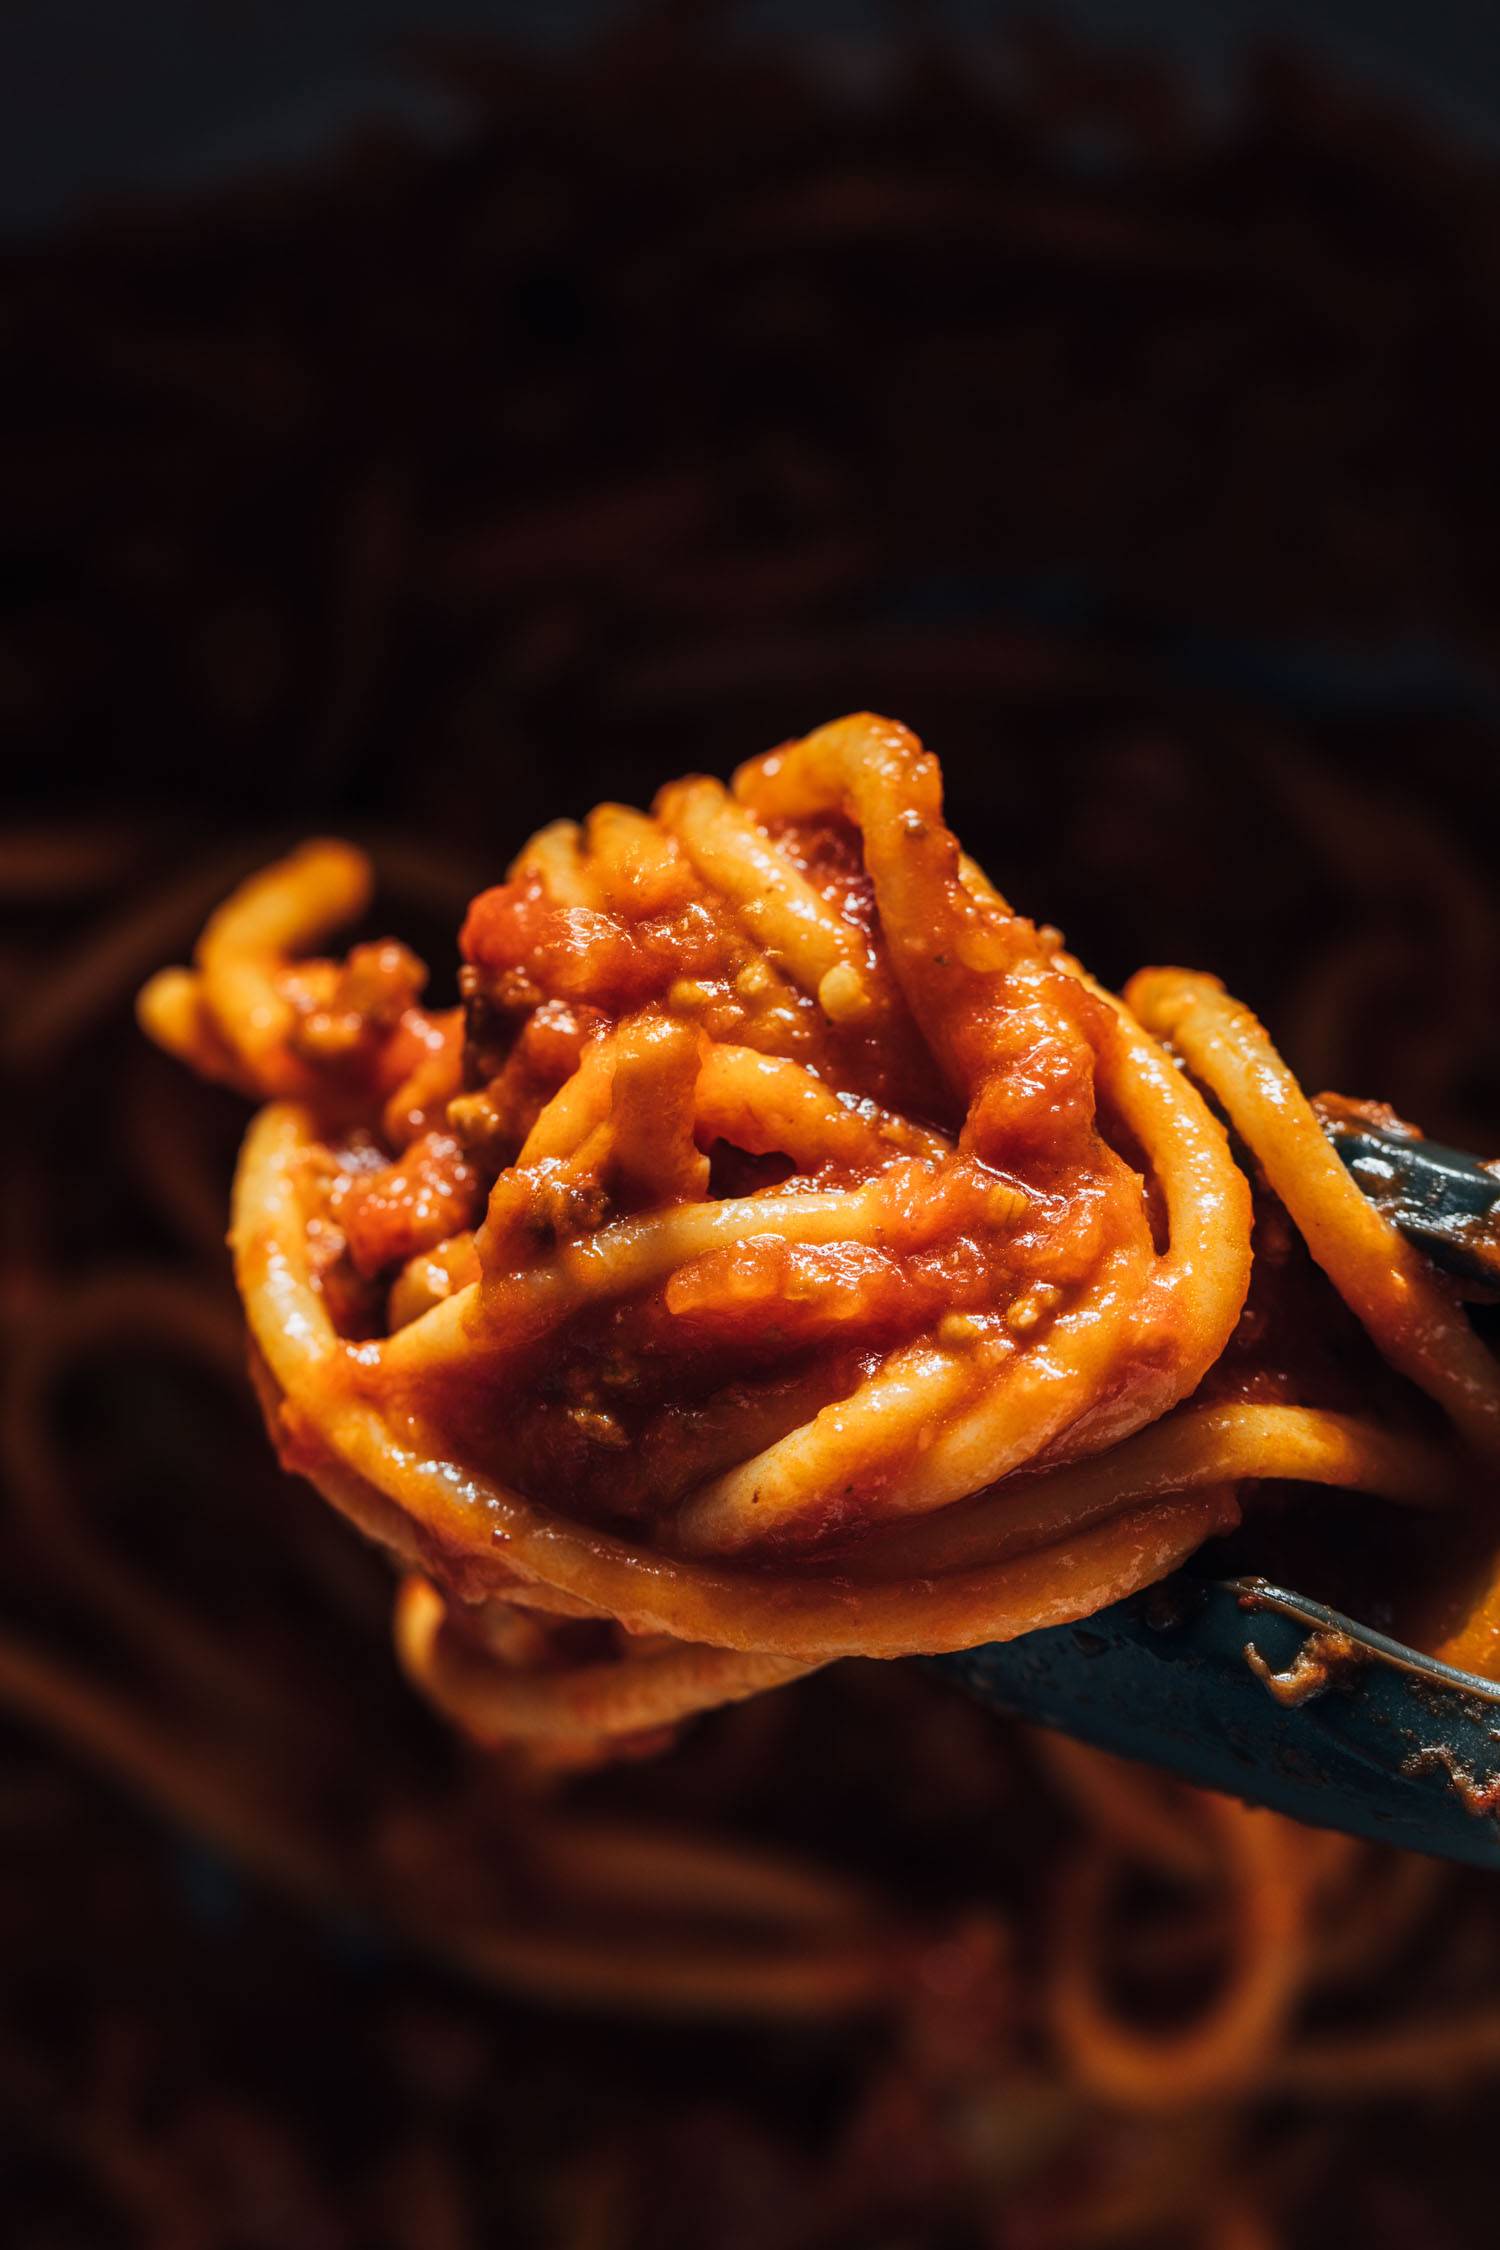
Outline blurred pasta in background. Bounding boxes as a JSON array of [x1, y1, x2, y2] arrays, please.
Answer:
[[4, 9, 1500, 2245]]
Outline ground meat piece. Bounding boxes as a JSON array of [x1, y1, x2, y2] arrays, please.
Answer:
[[334, 1131, 483, 1279]]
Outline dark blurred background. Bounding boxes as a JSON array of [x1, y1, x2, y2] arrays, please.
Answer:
[[8, 0, 1500, 1130], [6, 0, 1500, 229], [5, 3, 1500, 2244]]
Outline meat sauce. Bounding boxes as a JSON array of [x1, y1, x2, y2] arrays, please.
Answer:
[[305, 800, 1154, 1554]]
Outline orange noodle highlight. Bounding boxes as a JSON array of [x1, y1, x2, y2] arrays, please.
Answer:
[[138, 712, 1500, 1761]]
